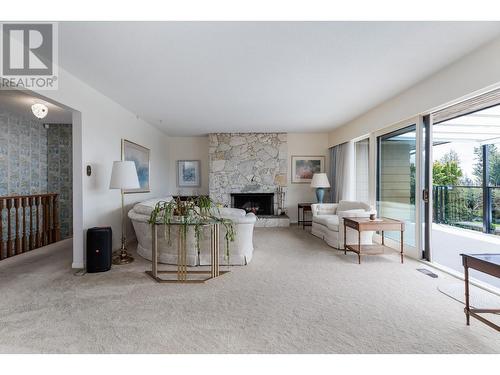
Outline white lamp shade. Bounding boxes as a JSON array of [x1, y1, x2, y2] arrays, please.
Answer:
[[310, 173, 330, 188], [109, 161, 140, 190]]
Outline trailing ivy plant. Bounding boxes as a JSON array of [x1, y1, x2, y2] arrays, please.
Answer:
[[148, 196, 235, 260]]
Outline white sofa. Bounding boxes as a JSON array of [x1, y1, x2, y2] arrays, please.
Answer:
[[311, 200, 376, 249], [128, 197, 256, 266]]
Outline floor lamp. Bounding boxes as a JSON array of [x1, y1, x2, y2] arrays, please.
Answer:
[[109, 160, 140, 265]]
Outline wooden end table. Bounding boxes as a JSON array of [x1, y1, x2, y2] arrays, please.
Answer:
[[460, 254, 500, 332], [297, 203, 313, 229], [343, 217, 405, 264]]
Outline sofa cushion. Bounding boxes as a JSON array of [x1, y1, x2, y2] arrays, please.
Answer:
[[210, 207, 246, 218], [337, 209, 371, 219], [325, 216, 340, 231], [133, 197, 173, 216], [211, 207, 257, 224], [337, 200, 371, 212], [314, 204, 337, 215], [312, 215, 339, 230]]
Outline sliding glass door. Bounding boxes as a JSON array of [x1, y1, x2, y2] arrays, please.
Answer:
[[377, 125, 417, 246], [427, 102, 500, 288]]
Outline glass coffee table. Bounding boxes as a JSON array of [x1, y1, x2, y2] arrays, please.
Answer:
[[146, 219, 229, 283]]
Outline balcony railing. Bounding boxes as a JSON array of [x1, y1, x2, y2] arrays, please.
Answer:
[[0, 193, 61, 260], [433, 185, 500, 235]]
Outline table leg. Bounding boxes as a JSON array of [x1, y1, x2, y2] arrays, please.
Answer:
[[211, 223, 220, 278], [344, 223, 347, 255], [358, 230, 361, 264], [152, 225, 158, 279], [215, 223, 220, 277], [298, 207, 300, 228], [182, 229, 187, 280], [464, 264, 470, 326], [381, 231, 384, 246], [400, 230, 404, 264], [178, 227, 186, 281]]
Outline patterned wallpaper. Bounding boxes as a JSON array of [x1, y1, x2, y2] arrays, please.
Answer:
[[0, 110, 48, 196], [0, 109, 72, 239], [47, 124, 73, 239]]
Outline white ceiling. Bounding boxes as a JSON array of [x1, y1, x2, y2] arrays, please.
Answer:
[[0, 90, 72, 124], [58, 22, 500, 136]]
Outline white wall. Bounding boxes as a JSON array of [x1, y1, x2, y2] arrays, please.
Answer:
[[286, 133, 330, 223], [328, 36, 500, 146], [167, 136, 209, 196], [166, 133, 329, 223], [35, 67, 171, 268], [163, 132, 330, 223]]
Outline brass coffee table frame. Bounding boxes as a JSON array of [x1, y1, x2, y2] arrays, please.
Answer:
[[146, 222, 229, 283]]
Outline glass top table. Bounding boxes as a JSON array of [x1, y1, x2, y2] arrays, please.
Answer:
[[146, 220, 229, 283]]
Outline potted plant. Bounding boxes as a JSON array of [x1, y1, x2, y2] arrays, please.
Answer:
[[148, 196, 235, 259]]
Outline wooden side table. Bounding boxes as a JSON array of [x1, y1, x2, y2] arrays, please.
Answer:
[[460, 254, 500, 331], [297, 203, 313, 229], [343, 217, 405, 264]]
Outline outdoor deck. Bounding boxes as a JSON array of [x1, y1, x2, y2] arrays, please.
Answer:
[[432, 223, 500, 289]]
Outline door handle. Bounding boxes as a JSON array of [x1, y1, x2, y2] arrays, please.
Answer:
[[422, 189, 429, 203]]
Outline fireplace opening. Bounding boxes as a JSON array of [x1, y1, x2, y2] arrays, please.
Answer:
[[231, 193, 274, 215]]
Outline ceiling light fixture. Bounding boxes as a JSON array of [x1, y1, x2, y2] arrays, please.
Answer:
[[31, 103, 48, 119]]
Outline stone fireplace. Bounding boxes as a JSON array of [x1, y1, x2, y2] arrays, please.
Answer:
[[208, 133, 287, 215]]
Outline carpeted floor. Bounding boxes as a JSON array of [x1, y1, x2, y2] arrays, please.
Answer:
[[0, 227, 499, 354]]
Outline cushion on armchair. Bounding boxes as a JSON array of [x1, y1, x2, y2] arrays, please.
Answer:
[[312, 215, 337, 227], [337, 208, 371, 218], [337, 200, 371, 212], [311, 203, 338, 216]]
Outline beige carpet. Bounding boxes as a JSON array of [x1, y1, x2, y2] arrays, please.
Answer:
[[0, 227, 499, 354]]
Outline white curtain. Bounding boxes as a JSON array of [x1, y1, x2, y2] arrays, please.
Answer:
[[355, 139, 370, 203], [329, 141, 355, 203]]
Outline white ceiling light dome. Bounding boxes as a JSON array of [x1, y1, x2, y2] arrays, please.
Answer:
[[31, 103, 48, 119]]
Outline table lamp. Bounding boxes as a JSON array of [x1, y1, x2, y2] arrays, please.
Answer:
[[109, 160, 140, 265], [310, 173, 330, 203]]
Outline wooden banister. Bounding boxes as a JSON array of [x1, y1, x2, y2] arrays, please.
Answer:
[[0, 193, 61, 261], [35, 196, 41, 248], [7, 198, 12, 257], [28, 196, 34, 251], [0, 199, 4, 260]]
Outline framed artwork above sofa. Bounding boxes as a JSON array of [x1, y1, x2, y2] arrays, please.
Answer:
[[291, 155, 325, 183]]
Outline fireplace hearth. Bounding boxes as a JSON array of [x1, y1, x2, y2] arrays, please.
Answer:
[[231, 193, 274, 216]]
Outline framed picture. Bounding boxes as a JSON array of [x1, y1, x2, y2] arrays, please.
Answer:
[[122, 139, 150, 193], [177, 160, 201, 187], [291, 155, 325, 183]]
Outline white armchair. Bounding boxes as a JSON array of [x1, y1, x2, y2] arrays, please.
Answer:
[[311, 200, 376, 249]]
